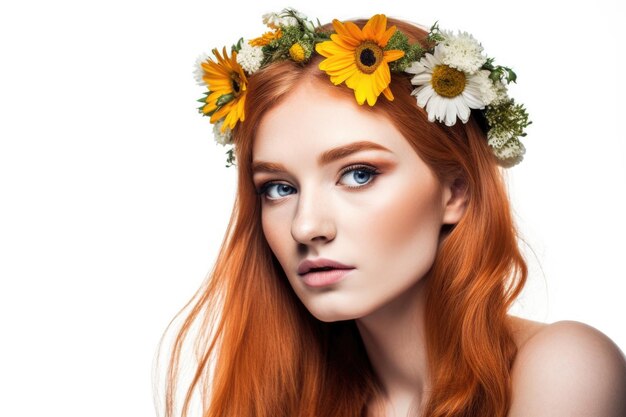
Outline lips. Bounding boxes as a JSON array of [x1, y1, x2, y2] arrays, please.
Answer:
[[297, 258, 355, 276]]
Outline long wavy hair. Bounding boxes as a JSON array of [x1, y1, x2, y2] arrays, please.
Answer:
[[156, 17, 528, 417]]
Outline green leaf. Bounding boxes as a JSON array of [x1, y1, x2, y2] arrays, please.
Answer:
[[426, 21, 444, 45], [483, 57, 495, 70], [216, 93, 234, 106], [225, 148, 236, 168], [232, 38, 244, 53], [506, 68, 517, 83]]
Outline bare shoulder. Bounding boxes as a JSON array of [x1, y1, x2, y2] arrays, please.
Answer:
[[507, 319, 626, 417]]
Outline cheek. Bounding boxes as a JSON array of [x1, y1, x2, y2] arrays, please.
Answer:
[[261, 208, 291, 266], [354, 176, 443, 272]]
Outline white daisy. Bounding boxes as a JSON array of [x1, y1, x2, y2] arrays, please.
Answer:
[[279, 16, 299, 26], [213, 120, 233, 145], [406, 45, 487, 127], [262, 12, 282, 28], [303, 19, 315, 33], [281, 10, 307, 27], [236, 42, 264, 74], [262, 10, 305, 28], [439, 30, 487, 74], [193, 52, 210, 86]]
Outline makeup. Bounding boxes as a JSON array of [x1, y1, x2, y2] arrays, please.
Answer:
[[300, 268, 354, 287]]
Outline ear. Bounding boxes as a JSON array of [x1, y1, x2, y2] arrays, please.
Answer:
[[442, 176, 469, 225]]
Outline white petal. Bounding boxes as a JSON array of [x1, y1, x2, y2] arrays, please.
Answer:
[[425, 95, 439, 122], [445, 99, 458, 126], [433, 45, 445, 62], [465, 74, 490, 107], [454, 96, 471, 123], [423, 52, 440, 70], [433, 96, 448, 124], [416, 85, 435, 107], [463, 81, 481, 96], [411, 72, 432, 86], [405, 61, 425, 74], [464, 93, 484, 109], [462, 87, 484, 109]]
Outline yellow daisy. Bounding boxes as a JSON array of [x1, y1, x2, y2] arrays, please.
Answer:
[[201, 47, 247, 131], [315, 14, 405, 106]]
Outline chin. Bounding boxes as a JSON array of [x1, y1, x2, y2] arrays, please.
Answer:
[[303, 299, 377, 323]]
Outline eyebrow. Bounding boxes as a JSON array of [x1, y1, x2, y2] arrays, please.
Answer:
[[252, 140, 392, 174]]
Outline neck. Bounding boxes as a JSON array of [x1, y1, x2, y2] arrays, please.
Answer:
[[355, 277, 431, 416]]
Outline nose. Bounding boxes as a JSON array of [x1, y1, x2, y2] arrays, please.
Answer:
[[290, 188, 336, 245]]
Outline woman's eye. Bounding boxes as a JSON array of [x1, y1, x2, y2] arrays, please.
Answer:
[[258, 165, 379, 200], [259, 183, 296, 200], [338, 165, 380, 188]]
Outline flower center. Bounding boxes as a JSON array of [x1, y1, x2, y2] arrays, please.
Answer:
[[431, 65, 466, 98], [355, 41, 383, 74], [230, 73, 242, 96], [289, 43, 306, 62]]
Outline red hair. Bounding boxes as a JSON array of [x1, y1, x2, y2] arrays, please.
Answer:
[[157, 18, 527, 417]]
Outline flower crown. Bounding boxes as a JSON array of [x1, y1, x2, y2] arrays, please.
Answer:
[[195, 8, 531, 168]]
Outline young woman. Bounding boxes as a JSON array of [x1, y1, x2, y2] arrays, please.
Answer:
[[158, 10, 626, 417]]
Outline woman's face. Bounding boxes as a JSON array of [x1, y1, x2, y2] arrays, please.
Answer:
[[252, 78, 465, 322]]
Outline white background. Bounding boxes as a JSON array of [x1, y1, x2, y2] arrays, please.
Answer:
[[0, 0, 624, 416]]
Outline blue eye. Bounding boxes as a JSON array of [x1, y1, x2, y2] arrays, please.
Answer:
[[257, 164, 379, 201], [339, 165, 379, 188], [259, 183, 296, 200]]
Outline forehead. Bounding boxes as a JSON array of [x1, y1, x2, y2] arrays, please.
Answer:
[[252, 79, 414, 165]]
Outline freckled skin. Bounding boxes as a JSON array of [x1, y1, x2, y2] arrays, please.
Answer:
[[252, 79, 463, 323]]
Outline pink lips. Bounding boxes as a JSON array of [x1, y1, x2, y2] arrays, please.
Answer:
[[297, 258, 355, 287]]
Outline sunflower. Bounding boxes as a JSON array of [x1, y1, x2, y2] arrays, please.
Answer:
[[201, 47, 248, 131], [406, 44, 486, 127], [315, 14, 404, 106]]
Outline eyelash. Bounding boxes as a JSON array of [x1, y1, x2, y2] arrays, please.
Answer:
[[256, 163, 381, 201]]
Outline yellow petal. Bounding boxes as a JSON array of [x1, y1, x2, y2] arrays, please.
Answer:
[[378, 25, 397, 46], [320, 54, 358, 72], [226, 98, 245, 128], [212, 47, 227, 67], [329, 65, 358, 85], [374, 64, 390, 93], [383, 49, 405, 63], [354, 84, 367, 105], [315, 40, 352, 57], [362, 14, 386, 40], [344, 21, 366, 42], [344, 68, 363, 89], [330, 33, 360, 49], [210, 103, 232, 123], [207, 90, 224, 104], [381, 86, 394, 101], [345, 71, 376, 105], [332, 19, 362, 44], [362, 81, 378, 106], [202, 62, 228, 79], [204, 77, 231, 90], [202, 102, 215, 114]]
